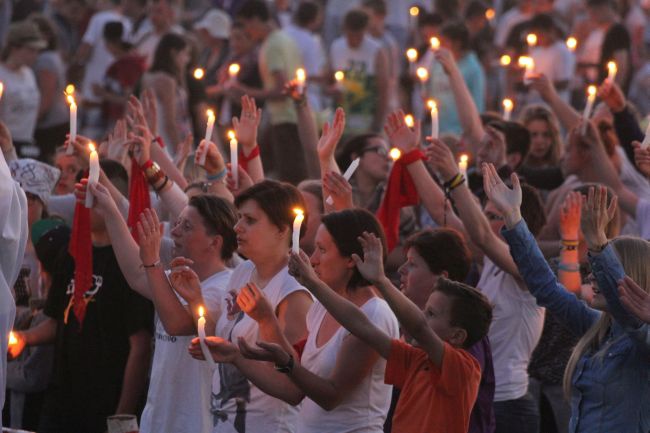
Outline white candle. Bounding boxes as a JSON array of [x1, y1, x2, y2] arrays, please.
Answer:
[[229, 130, 238, 187], [416, 67, 429, 99], [296, 68, 306, 95], [428, 99, 438, 139], [325, 157, 360, 205], [67, 94, 77, 155], [458, 154, 469, 177], [582, 85, 597, 134], [0, 82, 3, 100], [228, 63, 240, 84], [520, 56, 534, 85], [200, 109, 215, 166], [500, 55, 511, 67], [640, 120, 650, 149], [8, 331, 17, 346], [389, 148, 401, 161], [334, 71, 345, 92], [292, 209, 305, 254], [406, 48, 418, 75], [502, 98, 514, 121], [197, 306, 217, 369], [85, 142, 99, 208], [607, 61, 617, 83]]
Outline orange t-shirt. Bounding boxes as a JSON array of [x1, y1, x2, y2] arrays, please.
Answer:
[[385, 339, 481, 433]]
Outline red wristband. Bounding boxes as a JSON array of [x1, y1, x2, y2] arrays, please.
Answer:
[[141, 159, 154, 170], [154, 136, 164, 148], [240, 145, 260, 163]]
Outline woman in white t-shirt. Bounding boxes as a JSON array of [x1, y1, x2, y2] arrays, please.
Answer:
[[191, 208, 399, 433]]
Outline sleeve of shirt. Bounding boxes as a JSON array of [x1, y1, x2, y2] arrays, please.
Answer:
[[438, 343, 481, 397], [385, 339, 421, 388], [502, 220, 601, 335], [81, 14, 102, 45]]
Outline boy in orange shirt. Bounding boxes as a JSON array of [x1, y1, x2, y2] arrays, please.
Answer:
[[288, 231, 493, 433]]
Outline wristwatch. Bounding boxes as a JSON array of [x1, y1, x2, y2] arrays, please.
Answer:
[[274, 355, 294, 374]]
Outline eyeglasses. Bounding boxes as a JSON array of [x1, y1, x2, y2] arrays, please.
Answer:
[[360, 146, 389, 157]]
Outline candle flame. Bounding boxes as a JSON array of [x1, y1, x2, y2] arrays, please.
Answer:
[[460, 154, 469, 163], [416, 67, 429, 82], [193, 68, 205, 80], [65, 84, 75, 95], [293, 208, 304, 216], [66, 94, 75, 105], [206, 109, 215, 119], [296, 68, 306, 81], [587, 85, 597, 97], [404, 114, 414, 128], [0, 82, 4, 99], [485, 8, 495, 20], [500, 55, 511, 66], [228, 63, 241, 75], [89, 142, 96, 152], [503, 98, 514, 110], [427, 99, 437, 110], [526, 33, 538, 47], [409, 6, 419, 17], [227, 130, 236, 140], [566, 37, 577, 51], [430, 37, 440, 50], [518, 56, 532, 68], [8, 331, 17, 346], [406, 48, 418, 62], [334, 71, 344, 81], [607, 61, 617, 76], [389, 148, 401, 160], [198, 306, 204, 317]]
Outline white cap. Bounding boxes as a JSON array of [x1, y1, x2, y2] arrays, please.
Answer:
[[194, 9, 232, 39], [9, 159, 60, 204]]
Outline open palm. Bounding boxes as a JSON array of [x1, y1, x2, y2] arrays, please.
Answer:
[[482, 163, 522, 224]]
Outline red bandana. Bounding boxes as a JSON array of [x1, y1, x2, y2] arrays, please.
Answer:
[[127, 157, 151, 243], [376, 149, 426, 252], [69, 200, 93, 327]]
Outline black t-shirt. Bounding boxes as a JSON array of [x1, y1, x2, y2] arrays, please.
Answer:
[[43, 244, 153, 433]]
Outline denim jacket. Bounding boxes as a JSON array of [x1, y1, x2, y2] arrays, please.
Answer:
[[502, 221, 650, 433]]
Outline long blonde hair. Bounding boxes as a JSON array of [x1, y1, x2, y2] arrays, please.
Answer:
[[563, 236, 650, 397], [520, 105, 563, 167]]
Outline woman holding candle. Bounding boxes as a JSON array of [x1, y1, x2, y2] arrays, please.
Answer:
[[189, 208, 399, 433]]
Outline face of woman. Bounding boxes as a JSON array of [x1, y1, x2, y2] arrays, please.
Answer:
[[527, 119, 553, 161], [235, 199, 288, 259], [398, 248, 440, 310], [299, 191, 322, 255], [484, 201, 505, 237], [310, 225, 353, 288], [171, 206, 215, 260], [586, 273, 608, 311], [54, 153, 82, 195], [173, 46, 191, 71], [357, 137, 391, 183]]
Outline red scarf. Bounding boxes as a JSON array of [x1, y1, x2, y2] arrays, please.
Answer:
[[69, 201, 93, 327], [238, 146, 260, 173], [128, 157, 151, 242], [376, 149, 425, 252]]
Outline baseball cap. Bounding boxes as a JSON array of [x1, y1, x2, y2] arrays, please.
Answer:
[[194, 9, 232, 39]]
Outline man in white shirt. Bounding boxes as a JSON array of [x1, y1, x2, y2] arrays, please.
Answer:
[[494, 0, 534, 49]]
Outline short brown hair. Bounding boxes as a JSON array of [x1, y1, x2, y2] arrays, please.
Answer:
[[189, 195, 238, 260], [404, 228, 471, 282], [343, 9, 369, 31], [235, 180, 307, 246], [434, 277, 493, 348]]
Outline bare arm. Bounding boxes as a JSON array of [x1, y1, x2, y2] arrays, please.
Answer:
[[36, 69, 58, 119], [373, 50, 389, 134], [115, 329, 152, 414], [529, 74, 581, 130]]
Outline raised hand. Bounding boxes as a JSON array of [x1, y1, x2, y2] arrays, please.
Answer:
[[195, 139, 226, 175], [88, 182, 119, 215], [65, 134, 94, 162], [482, 162, 522, 228], [350, 232, 385, 285], [559, 191, 582, 241], [597, 79, 626, 113], [384, 110, 418, 153], [580, 185, 616, 251], [528, 74, 556, 103], [188, 336, 240, 363], [236, 283, 275, 324], [102, 119, 129, 163], [238, 338, 291, 365], [618, 276, 650, 323], [317, 108, 346, 163], [288, 249, 320, 288], [169, 257, 203, 305], [424, 138, 458, 181], [174, 133, 193, 168], [434, 48, 459, 76], [233, 95, 262, 151], [226, 163, 254, 196], [633, 141, 650, 178], [323, 171, 353, 210], [137, 208, 162, 267]]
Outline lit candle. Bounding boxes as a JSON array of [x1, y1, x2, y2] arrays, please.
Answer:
[[66, 86, 77, 155], [458, 154, 469, 177], [416, 67, 429, 83], [229, 130, 238, 187], [519, 56, 534, 85], [200, 109, 215, 166], [228, 63, 240, 84], [640, 120, 650, 149], [197, 306, 217, 369], [430, 37, 440, 51], [296, 68, 306, 95], [404, 114, 415, 128], [0, 82, 4, 100], [526, 33, 538, 47], [292, 208, 305, 254], [406, 48, 418, 75], [193, 68, 205, 80], [500, 55, 511, 67], [389, 148, 401, 161], [8, 331, 17, 346], [582, 85, 597, 134], [485, 8, 495, 21], [409, 6, 419, 29], [606, 61, 617, 83], [325, 158, 360, 205], [566, 37, 577, 52], [85, 142, 99, 208], [334, 70, 345, 91], [502, 98, 514, 121], [427, 99, 438, 139]]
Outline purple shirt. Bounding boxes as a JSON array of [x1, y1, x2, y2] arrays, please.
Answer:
[[467, 336, 496, 433]]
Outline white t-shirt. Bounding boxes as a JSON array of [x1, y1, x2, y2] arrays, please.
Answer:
[[213, 260, 309, 433], [530, 41, 575, 101], [494, 8, 532, 47], [297, 298, 398, 433], [80, 10, 132, 103], [284, 24, 326, 111], [477, 257, 544, 402], [140, 269, 231, 433], [0, 64, 40, 142]]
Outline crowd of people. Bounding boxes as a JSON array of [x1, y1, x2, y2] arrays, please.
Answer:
[[0, 0, 650, 432]]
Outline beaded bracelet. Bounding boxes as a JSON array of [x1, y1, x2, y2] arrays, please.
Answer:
[[206, 167, 227, 182]]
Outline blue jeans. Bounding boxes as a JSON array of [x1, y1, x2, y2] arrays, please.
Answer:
[[494, 392, 540, 433]]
